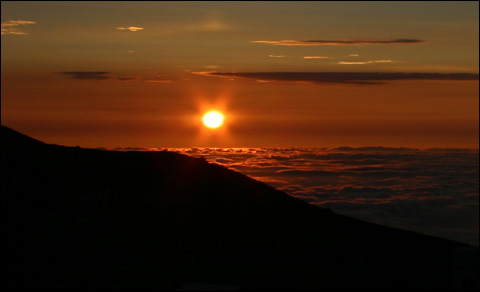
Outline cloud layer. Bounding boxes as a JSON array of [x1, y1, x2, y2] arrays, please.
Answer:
[[253, 39, 424, 46], [1, 20, 36, 35], [200, 72, 479, 85], [159, 147, 478, 246]]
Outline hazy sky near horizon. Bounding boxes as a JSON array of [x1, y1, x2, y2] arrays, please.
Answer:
[[1, 1, 479, 148]]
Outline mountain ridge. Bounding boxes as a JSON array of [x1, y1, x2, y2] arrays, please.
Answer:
[[1, 125, 471, 291]]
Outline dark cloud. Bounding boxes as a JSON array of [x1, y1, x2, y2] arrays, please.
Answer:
[[60, 71, 112, 80], [200, 72, 480, 85], [253, 39, 425, 46], [144, 79, 173, 83], [117, 77, 139, 81]]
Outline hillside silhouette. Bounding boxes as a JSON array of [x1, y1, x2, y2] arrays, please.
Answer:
[[1, 125, 472, 291]]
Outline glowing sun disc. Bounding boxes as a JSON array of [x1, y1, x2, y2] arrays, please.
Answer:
[[202, 111, 224, 128]]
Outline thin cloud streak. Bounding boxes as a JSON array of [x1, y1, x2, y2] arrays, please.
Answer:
[[117, 77, 139, 81], [338, 61, 371, 65], [200, 72, 479, 85], [253, 39, 424, 46], [59, 72, 173, 83], [338, 60, 393, 65], [60, 71, 112, 80], [117, 26, 144, 32], [304, 56, 330, 59], [144, 79, 173, 83], [1, 20, 36, 35]]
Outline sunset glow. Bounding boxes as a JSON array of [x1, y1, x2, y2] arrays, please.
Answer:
[[1, 1, 478, 148], [1, 3, 478, 283]]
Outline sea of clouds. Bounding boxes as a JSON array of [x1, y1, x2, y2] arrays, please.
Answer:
[[113, 146, 479, 246]]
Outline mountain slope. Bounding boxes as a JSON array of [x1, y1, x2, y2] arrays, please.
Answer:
[[1, 125, 468, 291]]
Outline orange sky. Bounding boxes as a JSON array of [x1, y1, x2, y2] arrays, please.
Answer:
[[1, 2, 478, 148]]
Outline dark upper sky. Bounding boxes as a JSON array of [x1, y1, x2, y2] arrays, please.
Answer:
[[1, 1, 478, 148]]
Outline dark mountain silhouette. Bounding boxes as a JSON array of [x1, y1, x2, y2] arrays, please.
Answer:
[[1, 125, 472, 291]]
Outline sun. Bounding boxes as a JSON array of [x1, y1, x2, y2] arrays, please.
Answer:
[[202, 111, 224, 128]]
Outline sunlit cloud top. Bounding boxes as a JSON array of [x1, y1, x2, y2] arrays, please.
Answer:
[[304, 56, 330, 59], [253, 39, 425, 46], [338, 60, 393, 65], [117, 26, 144, 32], [1, 20, 36, 35]]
